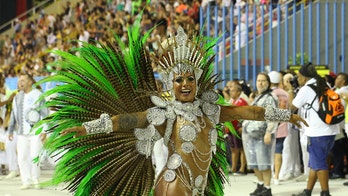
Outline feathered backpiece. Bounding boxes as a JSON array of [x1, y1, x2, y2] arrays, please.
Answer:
[[36, 14, 158, 196]]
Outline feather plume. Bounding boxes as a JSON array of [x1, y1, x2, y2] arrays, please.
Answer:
[[36, 13, 156, 196]]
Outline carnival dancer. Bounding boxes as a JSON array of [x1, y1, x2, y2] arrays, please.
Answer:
[[37, 17, 307, 196]]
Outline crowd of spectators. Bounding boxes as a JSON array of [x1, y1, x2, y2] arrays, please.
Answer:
[[0, 0, 204, 79], [0, 0, 306, 79]]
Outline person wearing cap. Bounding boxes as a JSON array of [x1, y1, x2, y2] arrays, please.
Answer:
[[268, 71, 290, 185], [291, 63, 339, 196]]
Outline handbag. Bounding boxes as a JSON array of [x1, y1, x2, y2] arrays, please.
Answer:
[[244, 120, 267, 139]]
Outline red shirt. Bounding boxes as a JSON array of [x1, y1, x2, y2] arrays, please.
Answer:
[[226, 97, 248, 133]]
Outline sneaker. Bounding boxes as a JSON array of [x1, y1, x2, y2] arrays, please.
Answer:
[[20, 184, 31, 190], [320, 190, 331, 196], [250, 183, 264, 196], [281, 173, 294, 181], [343, 181, 348, 186], [273, 179, 280, 185], [329, 173, 344, 180], [258, 187, 272, 196], [295, 174, 308, 182], [5, 171, 19, 179], [34, 183, 41, 189], [292, 189, 312, 196]]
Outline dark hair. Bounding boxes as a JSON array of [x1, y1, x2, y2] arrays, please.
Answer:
[[299, 63, 317, 78], [232, 78, 251, 96], [325, 74, 335, 88], [299, 63, 327, 97], [279, 70, 287, 77], [20, 72, 36, 82], [156, 18, 168, 28]]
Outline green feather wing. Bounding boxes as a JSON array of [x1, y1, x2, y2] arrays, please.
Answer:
[[205, 123, 230, 196], [37, 15, 157, 196]]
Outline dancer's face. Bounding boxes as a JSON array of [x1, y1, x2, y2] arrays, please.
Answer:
[[173, 72, 197, 103]]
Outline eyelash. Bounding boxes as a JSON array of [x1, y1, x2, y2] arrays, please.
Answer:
[[175, 76, 195, 83]]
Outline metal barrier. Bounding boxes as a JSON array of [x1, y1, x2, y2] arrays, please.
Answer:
[[0, 0, 56, 34], [200, 0, 347, 88]]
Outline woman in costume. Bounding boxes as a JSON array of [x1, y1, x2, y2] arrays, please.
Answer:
[[37, 17, 307, 196]]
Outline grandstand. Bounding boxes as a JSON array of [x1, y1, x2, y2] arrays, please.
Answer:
[[202, 0, 347, 87], [0, 0, 347, 90]]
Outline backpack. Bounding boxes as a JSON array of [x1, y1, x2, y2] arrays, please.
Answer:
[[308, 84, 345, 124]]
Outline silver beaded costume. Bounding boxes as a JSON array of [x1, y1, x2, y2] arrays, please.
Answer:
[[137, 89, 220, 195]]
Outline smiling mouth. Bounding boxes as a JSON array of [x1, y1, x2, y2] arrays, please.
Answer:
[[181, 89, 191, 95]]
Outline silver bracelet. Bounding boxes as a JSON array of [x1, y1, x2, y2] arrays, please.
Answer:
[[264, 106, 291, 122], [82, 113, 113, 134]]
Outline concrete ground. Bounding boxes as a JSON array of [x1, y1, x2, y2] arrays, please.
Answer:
[[1, 169, 348, 196]]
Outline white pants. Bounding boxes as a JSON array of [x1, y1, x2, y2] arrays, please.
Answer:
[[17, 135, 43, 185], [299, 131, 309, 175], [279, 127, 302, 179], [5, 132, 18, 172]]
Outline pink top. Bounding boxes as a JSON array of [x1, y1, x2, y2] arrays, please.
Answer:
[[272, 87, 289, 138]]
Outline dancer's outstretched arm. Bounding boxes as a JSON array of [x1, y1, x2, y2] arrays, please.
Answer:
[[220, 105, 308, 128], [61, 111, 149, 136]]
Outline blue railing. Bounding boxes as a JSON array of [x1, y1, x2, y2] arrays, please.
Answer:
[[200, 1, 347, 88]]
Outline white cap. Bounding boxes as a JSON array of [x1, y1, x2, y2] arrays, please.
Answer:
[[268, 71, 280, 84]]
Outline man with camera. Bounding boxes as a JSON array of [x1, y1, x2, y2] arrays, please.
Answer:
[[283, 73, 308, 182], [291, 64, 339, 196]]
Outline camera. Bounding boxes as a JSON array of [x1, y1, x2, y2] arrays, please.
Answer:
[[289, 76, 299, 89]]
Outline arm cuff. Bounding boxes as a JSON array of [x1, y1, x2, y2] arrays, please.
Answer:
[[82, 113, 113, 134], [264, 106, 291, 122]]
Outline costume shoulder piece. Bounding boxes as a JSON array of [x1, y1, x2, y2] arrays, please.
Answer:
[[36, 14, 159, 196]]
